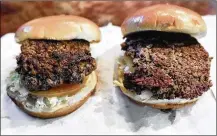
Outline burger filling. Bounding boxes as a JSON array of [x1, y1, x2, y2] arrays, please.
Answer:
[[120, 31, 212, 99], [6, 71, 96, 112], [16, 39, 96, 91]]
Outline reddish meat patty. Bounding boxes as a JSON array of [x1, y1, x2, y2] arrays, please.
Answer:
[[16, 39, 96, 91], [122, 31, 212, 99]]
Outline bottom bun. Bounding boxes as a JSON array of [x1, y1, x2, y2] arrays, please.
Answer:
[[117, 84, 198, 110], [7, 71, 97, 119], [132, 99, 197, 109], [114, 64, 199, 110], [8, 88, 95, 119]]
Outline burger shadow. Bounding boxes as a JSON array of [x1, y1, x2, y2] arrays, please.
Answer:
[[114, 87, 177, 132], [1, 93, 64, 129]]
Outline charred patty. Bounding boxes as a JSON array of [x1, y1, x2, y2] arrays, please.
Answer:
[[121, 31, 212, 99], [16, 39, 96, 91]]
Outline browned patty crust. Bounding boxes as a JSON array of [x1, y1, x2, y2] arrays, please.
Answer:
[[122, 31, 212, 99], [16, 39, 96, 91]]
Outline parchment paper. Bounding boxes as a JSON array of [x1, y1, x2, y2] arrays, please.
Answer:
[[1, 16, 216, 135]]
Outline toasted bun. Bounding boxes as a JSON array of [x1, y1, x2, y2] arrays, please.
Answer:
[[15, 15, 101, 43], [118, 83, 198, 109], [121, 4, 206, 38], [8, 71, 97, 118], [8, 88, 95, 119], [114, 64, 199, 110]]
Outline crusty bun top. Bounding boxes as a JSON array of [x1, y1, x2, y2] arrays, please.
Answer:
[[15, 15, 101, 43], [121, 4, 206, 38]]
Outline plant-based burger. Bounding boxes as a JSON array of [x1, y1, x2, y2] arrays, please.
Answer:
[[114, 4, 212, 109], [6, 15, 100, 118]]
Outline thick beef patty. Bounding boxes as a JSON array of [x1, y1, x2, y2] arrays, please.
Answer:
[[16, 39, 96, 91], [122, 31, 212, 99]]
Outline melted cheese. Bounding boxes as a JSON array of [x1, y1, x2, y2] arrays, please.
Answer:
[[118, 55, 135, 73]]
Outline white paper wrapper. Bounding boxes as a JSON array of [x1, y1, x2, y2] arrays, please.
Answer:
[[1, 16, 216, 135]]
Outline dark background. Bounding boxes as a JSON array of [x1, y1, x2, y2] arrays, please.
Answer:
[[1, 0, 216, 36]]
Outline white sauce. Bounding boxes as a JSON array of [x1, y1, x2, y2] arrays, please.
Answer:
[[122, 87, 199, 104], [6, 71, 96, 112]]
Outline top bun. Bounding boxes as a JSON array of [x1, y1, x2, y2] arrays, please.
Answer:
[[121, 4, 206, 38], [15, 15, 101, 43]]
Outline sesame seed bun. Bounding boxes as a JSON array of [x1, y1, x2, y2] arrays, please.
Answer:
[[15, 15, 101, 43], [121, 4, 206, 38]]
